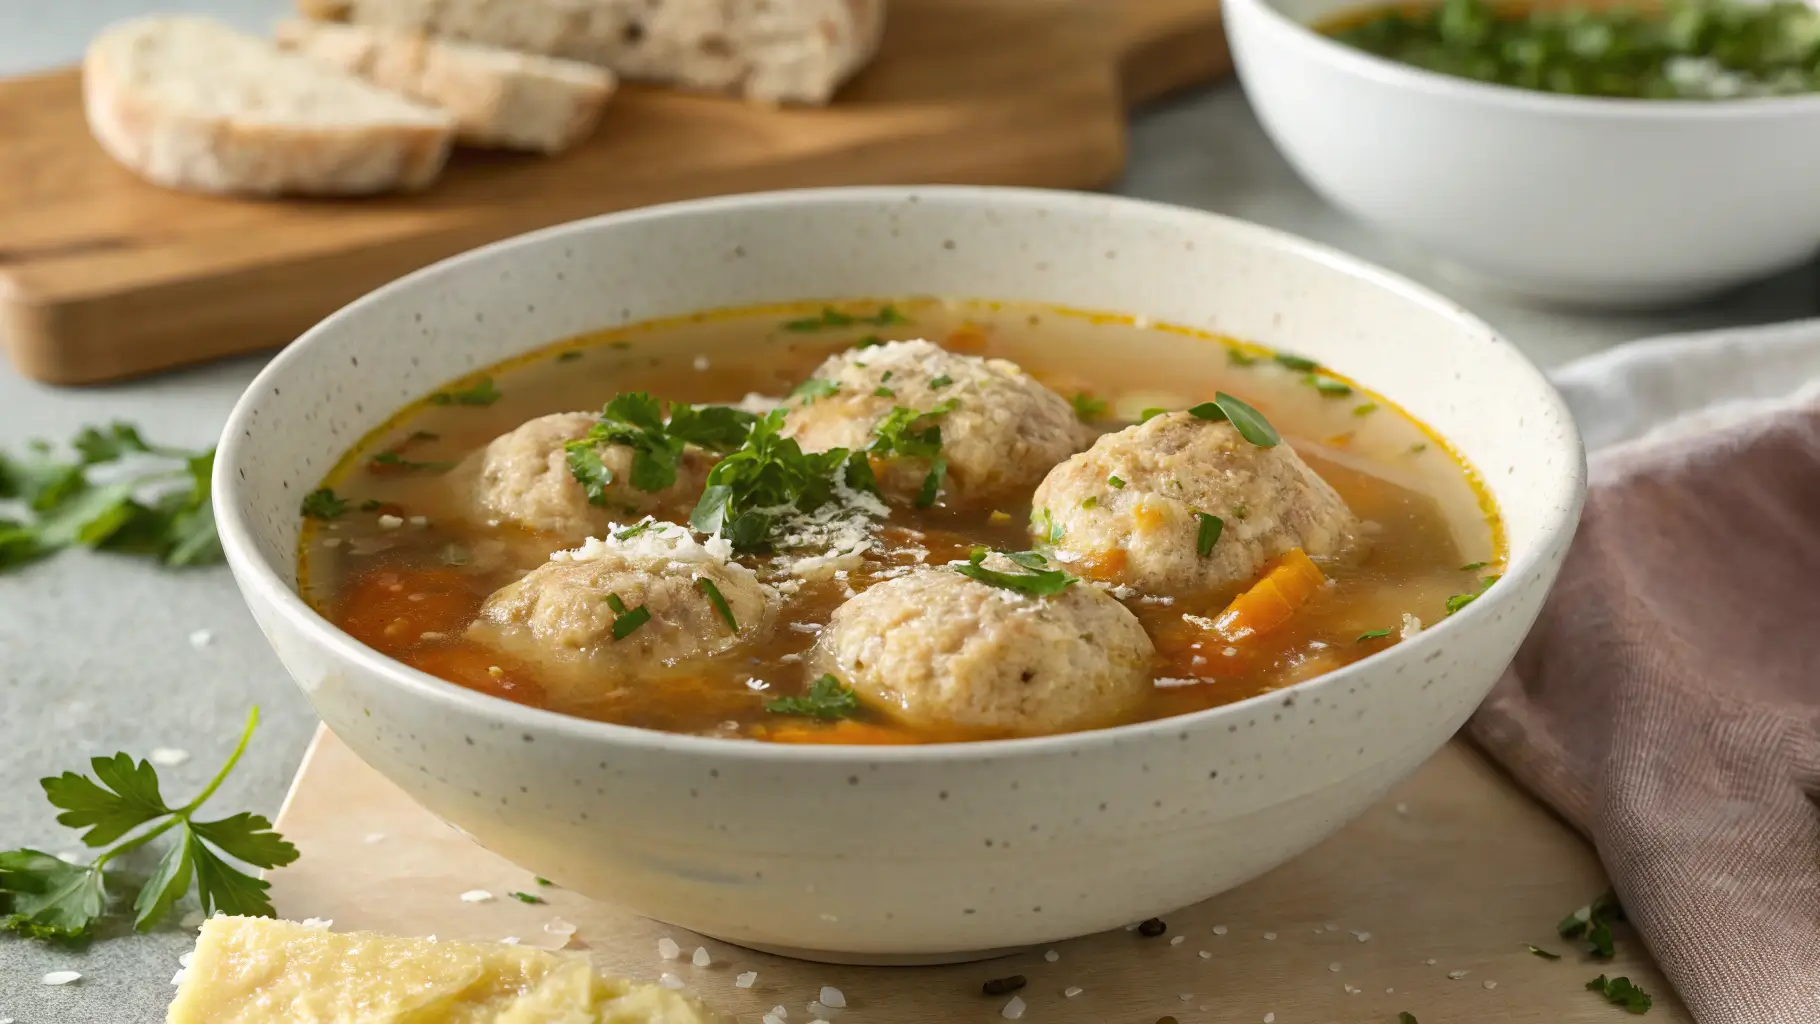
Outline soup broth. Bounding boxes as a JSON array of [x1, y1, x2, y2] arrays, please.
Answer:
[[299, 299, 1501, 744]]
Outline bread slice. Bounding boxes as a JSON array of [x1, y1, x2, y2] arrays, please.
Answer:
[[84, 15, 456, 197], [276, 19, 615, 154], [295, 0, 887, 106]]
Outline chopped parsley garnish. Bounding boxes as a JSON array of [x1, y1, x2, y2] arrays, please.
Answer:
[[1460, 561, 1488, 571], [791, 378, 841, 402], [1560, 889, 1625, 959], [1528, 944, 1562, 960], [1357, 628, 1393, 641], [556, 351, 584, 362], [1409, 442, 1429, 454], [368, 450, 455, 474], [614, 521, 654, 541], [1138, 407, 1168, 423], [1186, 393, 1282, 447], [1034, 506, 1064, 543], [359, 499, 384, 512], [534, 876, 554, 886], [1071, 392, 1109, 420], [1446, 574, 1502, 615], [853, 335, 884, 348], [1080, 496, 1098, 510], [696, 577, 739, 633], [508, 890, 544, 904], [928, 374, 954, 390], [867, 401, 959, 508], [1, 421, 221, 573], [428, 377, 502, 407], [605, 594, 653, 641], [1194, 513, 1223, 556], [765, 675, 861, 720], [1306, 374, 1353, 398], [874, 386, 897, 398], [1273, 352, 1319, 372], [1353, 402, 1379, 417], [690, 410, 875, 551], [301, 488, 348, 520], [1108, 475, 1126, 489], [954, 548, 1077, 597], [781, 306, 910, 332], [1586, 975, 1652, 1014], [1227, 349, 1261, 367], [566, 392, 756, 500], [0, 708, 296, 941]]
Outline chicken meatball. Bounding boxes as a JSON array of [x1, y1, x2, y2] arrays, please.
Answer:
[[447, 412, 710, 545], [1031, 412, 1363, 595], [809, 554, 1154, 735], [468, 520, 778, 704], [781, 340, 1090, 508]]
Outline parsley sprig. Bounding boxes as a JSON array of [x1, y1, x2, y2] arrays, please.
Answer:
[[1587, 974, 1653, 1014], [566, 393, 756, 502], [690, 410, 876, 551], [0, 422, 220, 573], [1559, 888, 1625, 959], [868, 400, 959, 508], [1446, 574, 1502, 615], [765, 675, 861, 720], [954, 548, 1078, 597], [0, 708, 297, 941], [1186, 393, 1282, 447]]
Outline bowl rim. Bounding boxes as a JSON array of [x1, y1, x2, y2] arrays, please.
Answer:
[[215, 184, 1586, 764], [1227, 0, 1820, 120]]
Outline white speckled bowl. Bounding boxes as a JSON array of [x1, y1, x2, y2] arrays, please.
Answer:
[[216, 187, 1584, 964]]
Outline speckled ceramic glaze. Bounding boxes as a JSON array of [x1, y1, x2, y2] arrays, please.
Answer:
[[216, 187, 1585, 963]]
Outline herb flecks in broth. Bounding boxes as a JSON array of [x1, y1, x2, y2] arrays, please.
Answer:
[[298, 297, 1503, 745], [429, 377, 502, 407]]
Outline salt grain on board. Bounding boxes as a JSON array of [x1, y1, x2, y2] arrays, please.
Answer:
[[1264, 1013, 1276, 1023], [188, 629, 214, 649], [1064, 986, 1083, 998], [660, 974, 684, 990], [1355, 931, 1373, 942], [1199, 950, 1212, 959], [150, 747, 191, 766], [818, 986, 846, 1009], [42, 971, 81, 985], [1424, 958, 1438, 965], [1448, 970, 1469, 980], [692, 947, 711, 967], [1044, 950, 1059, 962], [658, 938, 682, 960], [1212, 924, 1228, 935], [762, 1016, 784, 1024], [735, 972, 758, 989], [1170, 935, 1185, 946], [1002, 995, 1026, 1019], [770, 1005, 788, 1018], [1484, 980, 1498, 990], [1328, 962, 1342, 972], [459, 889, 494, 903]]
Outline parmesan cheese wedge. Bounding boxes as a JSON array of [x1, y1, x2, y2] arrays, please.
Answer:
[[167, 916, 722, 1023]]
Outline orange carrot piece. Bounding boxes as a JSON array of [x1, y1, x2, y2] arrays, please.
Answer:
[[760, 721, 922, 746], [1214, 548, 1327, 642]]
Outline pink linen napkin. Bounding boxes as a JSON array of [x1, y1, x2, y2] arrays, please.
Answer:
[[1469, 323, 1820, 1024]]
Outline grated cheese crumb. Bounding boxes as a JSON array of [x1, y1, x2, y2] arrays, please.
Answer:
[[661, 973, 685, 990], [150, 747, 191, 767], [377, 514, 404, 530], [42, 971, 81, 985], [501, 936, 520, 944], [171, 969, 186, 986], [188, 629, 214, 649], [458, 890, 494, 903], [364, 833, 385, 843], [299, 917, 332, 929]]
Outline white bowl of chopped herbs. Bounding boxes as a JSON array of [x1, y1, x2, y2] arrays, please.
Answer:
[[1227, 0, 1820, 306], [210, 186, 1583, 960]]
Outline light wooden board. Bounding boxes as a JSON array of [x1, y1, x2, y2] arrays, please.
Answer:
[[269, 728, 1689, 1023], [0, 0, 1230, 386]]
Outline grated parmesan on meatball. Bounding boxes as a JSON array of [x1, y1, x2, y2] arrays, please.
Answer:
[[810, 554, 1154, 734], [468, 519, 778, 704], [446, 412, 710, 546], [1031, 412, 1364, 595], [780, 340, 1091, 508]]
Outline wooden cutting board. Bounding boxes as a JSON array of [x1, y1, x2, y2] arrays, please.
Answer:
[[268, 727, 1690, 1023], [0, 0, 1229, 387]]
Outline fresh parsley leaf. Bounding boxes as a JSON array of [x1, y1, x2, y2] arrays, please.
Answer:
[[1586, 975, 1652, 1014], [1108, 475, 1126, 489], [1080, 496, 1098, 510], [928, 374, 954, 390], [1446, 574, 1501, 616], [1353, 402, 1379, 417], [557, 351, 584, 362], [368, 451, 455, 474], [0, 708, 295, 941], [608, 595, 652, 641], [0, 425, 221, 573], [1273, 352, 1320, 372], [765, 675, 861, 720], [566, 446, 615, 505], [1071, 393, 1109, 420], [873, 386, 897, 398], [690, 410, 877, 551], [509, 890, 545, 904], [1228, 349, 1262, 367], [1560, 889, 1626, 959], [1409, 442, 1429, 454], [614, 520, 653, 541], [1034, 506, 1064, 544], [300, 488, 348, 520], [853, 335, 884, 349], [954, 548, 1077, 597], [1306, 374, 1353, 398], [1186, 393, 1282, 447], [1138, 407, 1168, 423], [1194, 513, 1223, 557], [916, 457, 946, 509], [1528, 944, 1562, 960], [865, 402, 958, 508], [1358, 629, 1393, 642], [534, 876, 554, 886], [696, 577, 739, 633], [429, 377, 502, 407], [1460, 561, 1488, 571], [791, 378, 841, 402]]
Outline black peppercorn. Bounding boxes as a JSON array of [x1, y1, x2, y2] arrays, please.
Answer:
[[981, 975, 1027, 996], [1138, 917, 1167, 937]]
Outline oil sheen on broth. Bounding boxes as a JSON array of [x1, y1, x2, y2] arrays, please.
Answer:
[[298, 299, 1502, 745]]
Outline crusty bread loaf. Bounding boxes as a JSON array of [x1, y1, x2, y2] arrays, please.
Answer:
[[275, 19, 615, 154], [83, 15, 456, 197], [294, 0, 887, 106]]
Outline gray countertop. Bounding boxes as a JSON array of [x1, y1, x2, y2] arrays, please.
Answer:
[[3, 5, 1817, 1020]]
